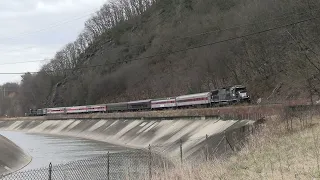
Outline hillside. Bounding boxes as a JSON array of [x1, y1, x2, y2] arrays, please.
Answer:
[[2, 0, 320, 115]]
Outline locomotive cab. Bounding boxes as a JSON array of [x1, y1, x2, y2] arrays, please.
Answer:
[[229, 85, 250, 103]]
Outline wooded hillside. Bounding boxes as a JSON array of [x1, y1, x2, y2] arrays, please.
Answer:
[[2, 0, 320, 116]]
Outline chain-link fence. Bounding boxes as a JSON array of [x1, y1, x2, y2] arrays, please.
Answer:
[[0, 119, 261, 180], [0, 150, 154, 180]]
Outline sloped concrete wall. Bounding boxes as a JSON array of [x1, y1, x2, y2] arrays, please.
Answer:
[[0, 135, 31, 176], [0, 118, 253, 160]]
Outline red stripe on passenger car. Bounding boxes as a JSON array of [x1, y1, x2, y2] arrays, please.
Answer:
[[177, 97, 208, 103], [151, 101, 176, 105], [67, 108, 88, 111]]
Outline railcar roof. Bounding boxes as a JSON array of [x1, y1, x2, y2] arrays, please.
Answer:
[[151, 97, 175, 101], [232, 85, 246, 88], [177, 92, 211, 98], [86, 104, 107, 106], [128, 99, 152, 103], [219, 85, 246, 89], [107, 102, 128, 105], [66, 105, 88, 108], [46, 107, 66, 109]]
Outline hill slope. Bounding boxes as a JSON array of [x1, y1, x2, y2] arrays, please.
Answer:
[[5, 0, 320, 115], [144, 115, 320, 179]]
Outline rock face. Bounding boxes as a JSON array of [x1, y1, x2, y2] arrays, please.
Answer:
[[0, 135, 31, 176]]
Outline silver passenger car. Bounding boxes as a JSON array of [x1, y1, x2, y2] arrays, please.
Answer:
[[151, 97, 176, 109], [176, 92, 211, 107]]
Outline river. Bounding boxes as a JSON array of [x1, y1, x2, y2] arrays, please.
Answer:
[[0, 131, 129, 171]]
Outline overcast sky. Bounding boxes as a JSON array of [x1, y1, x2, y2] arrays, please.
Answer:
[[0, 0, 108, 84]]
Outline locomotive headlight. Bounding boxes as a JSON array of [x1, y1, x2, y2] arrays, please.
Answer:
[[232, 94, 235, 96]]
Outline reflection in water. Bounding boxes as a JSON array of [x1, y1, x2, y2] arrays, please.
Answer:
[[0, 131, 128, 170]]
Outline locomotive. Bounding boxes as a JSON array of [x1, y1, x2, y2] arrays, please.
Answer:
[[27, 85, 250, 116]]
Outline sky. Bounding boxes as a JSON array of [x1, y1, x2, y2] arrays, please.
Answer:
[[0, 0, 108, 84]]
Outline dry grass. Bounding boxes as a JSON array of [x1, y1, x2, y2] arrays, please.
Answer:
[[146, 115, 320, 180]]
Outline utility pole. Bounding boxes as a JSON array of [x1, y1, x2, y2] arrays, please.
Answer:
[[1, 87, 5, 100], [0, 87, 3, 116]]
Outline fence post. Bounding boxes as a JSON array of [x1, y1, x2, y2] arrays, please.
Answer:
[[148, 144, 152, 180], [48, 162, 52, 180], [226, 135, 235, 151], [205, 134, 209, 161], [107, 151, 110, 180], [180, 139, 183, 165], [224, 131, 227, 153]]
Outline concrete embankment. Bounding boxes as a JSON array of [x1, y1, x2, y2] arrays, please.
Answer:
[[0, 135, 31, 176], [0, 118, 254, 160]]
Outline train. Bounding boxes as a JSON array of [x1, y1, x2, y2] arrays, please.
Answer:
[[27, 85, 250, 116]]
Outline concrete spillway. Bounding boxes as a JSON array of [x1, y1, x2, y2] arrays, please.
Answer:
[[0, 118, 254, 160], [0, 135, 31, 176]]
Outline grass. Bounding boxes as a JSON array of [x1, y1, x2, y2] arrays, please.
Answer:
[[145, 115, 320, 180]]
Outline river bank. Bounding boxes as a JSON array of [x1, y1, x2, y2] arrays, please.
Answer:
[[0, 131, 131, 171], [0, 135, 31, 176], [0, 118, 254, 159]]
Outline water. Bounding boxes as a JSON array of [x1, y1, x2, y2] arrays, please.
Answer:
[[0, 131, 129, 171]]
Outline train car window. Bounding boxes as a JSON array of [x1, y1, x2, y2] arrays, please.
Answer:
[[212, 90, 219, 95], [235, 87, 247, 92]]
